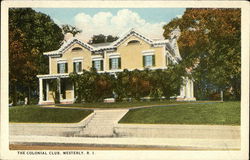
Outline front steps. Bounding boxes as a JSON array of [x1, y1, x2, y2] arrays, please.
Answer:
[[75, 109, 128, 137]]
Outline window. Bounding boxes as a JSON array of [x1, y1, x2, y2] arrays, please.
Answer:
[[143, 55, 155, 67], [92, 60, 103, 71], [109, 58, 121, 70], [127, 40, 140, 45], [73, 61, 82, 73], [72, 47, 83, 52], [57, 62, 68, 73]]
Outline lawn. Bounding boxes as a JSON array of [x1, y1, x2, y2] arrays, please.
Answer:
[[56, 100, 204, 109], [9, 106, 93, 123], [119, 101, 240, 125]]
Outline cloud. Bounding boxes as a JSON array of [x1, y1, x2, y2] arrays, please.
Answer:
[[74, 9, 166, 42]]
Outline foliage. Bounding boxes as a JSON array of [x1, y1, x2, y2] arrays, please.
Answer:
[[70, 69, 114, 103], [163, 8, 241, 100], [48, 79, 60, 104], [89, 34, 119, 44], [69, 67, 184, 103], [9, 8, 64, 105], [119, 101, 240, 125], [9, 106, 93, 123], [62, 24, 82, 37]]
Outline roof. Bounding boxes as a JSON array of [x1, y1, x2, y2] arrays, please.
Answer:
[[43, 28, 175, 57], [91, 42, 112, 47]]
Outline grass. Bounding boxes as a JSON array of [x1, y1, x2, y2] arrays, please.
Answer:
[[119, 101, 240, 125], [55, 100, 205, 109], [9, 105, 93, 123]]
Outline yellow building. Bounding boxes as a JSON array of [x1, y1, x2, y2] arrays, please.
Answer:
[[37, 28, 195, 104]]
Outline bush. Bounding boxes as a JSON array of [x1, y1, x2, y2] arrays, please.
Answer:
[[69, 68, 184, 103]]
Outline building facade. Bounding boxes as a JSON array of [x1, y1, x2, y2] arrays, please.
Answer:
[[37, 28, 196, 104]]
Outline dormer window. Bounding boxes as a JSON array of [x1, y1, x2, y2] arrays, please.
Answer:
[[72, 47, 83, 52], [127, 40, 140, 45]]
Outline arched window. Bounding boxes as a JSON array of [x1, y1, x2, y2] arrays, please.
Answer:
[[72, 47, 83, 52], [127, 40, 140, 45]]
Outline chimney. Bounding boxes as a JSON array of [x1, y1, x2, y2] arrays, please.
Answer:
[[64, 33, 73, 42]]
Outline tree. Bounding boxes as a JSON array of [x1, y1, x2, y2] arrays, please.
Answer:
[[89, 34, 118, 44], [163, 8, 241, 100], [9, 8, 64, 105], [62, 24, 82, 37]]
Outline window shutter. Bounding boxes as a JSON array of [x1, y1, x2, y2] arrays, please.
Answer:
[[100, 60, 104, 71], [57, 63, 60, 73], [73, 62, 76, 72], [92, 61, 95, 69], [143, 56, 145, 67], [65, 63, 68, 73], [118, 58, 121, 69], [79, 62, 82, 72], [109, 59, 112, 70], [152, 55, 155, 66]]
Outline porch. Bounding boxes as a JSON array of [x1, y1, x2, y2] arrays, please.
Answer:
[[37, 74, 74, 105]]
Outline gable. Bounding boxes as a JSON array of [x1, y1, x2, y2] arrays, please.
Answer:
[[59, 39, 94, 54], [121, 35, 152, 48], [112, 29, 153, 47], [61, 43, 91, 59]]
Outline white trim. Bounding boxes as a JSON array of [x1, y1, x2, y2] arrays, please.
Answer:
[[92, 55, 103, 61], [109, 55, 121, 58], [73, 59, 83, 63], [108, 52, 120, 57], [39, 78, 43, 104], [57, 59, 67, 63], [142, 53, 155, 56]]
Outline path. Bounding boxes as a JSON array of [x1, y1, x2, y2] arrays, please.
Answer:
[[75, 109, 128, 137]]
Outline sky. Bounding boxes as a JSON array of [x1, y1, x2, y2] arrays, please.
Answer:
[[33, 8, 185, 42]]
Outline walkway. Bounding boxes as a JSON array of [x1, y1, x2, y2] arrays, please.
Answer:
[[75, 109, 128, 137]]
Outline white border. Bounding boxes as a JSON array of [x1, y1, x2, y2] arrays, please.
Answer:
[[1, 1, 249, 160]]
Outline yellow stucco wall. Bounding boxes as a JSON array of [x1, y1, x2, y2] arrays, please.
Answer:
[[50, 36, 166, 74], [115, 35, 165, 70], [50, 43, 92, 74], [47, 90, 73, 101]]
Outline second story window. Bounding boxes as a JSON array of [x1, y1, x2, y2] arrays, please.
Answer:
[[143, 55, 155, 67], [73, 60, 82, 73], [92, 60, 103, 71], [57, 61, 68, 73], [109, 57, 121, 70]]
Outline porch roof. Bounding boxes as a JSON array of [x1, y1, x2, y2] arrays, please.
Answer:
[[37, 73, 69, 79]]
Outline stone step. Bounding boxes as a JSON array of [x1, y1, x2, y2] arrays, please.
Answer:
[[75, 109, 128, 137]]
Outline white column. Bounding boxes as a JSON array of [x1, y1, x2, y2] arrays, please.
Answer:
[[103, 51, 106, 71], [57, 78, 61, 102], [186, 79, 190, 98], [180, 86, 184, 97], [190, 80, 194, 98], [39, 78, 43, 104]]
